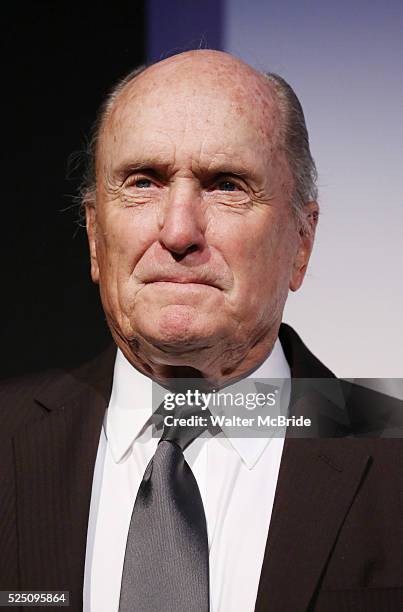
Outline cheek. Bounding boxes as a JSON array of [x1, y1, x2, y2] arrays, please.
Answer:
[[96, 209, 157, 280], [224, 216, 296, 306]]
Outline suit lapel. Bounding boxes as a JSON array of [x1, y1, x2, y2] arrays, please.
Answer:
[[254, 324, 372, 611], [254, 437, 370, 611], [13, 346, 115, 609]]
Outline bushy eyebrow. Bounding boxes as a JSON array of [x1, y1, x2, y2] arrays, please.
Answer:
[[112, 159, 171, 181], [111, 156, 262, 185]]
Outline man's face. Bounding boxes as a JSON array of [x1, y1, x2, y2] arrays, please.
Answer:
[[86, 54, 314, 378]]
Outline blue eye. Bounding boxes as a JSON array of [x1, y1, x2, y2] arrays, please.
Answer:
[[217, 180, 237, 191], [135, 178, 153, 188]]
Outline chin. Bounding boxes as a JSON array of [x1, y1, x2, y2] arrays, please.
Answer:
[[136, 304, 220, 353]]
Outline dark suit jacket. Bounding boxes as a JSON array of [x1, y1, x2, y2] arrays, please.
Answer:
[[1, 324, 403, 611]]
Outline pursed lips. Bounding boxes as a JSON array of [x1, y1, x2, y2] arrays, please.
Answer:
[[145, 277, 221, 289]]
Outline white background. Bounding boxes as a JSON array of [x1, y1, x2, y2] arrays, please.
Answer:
[[224, 0, 403, 378]]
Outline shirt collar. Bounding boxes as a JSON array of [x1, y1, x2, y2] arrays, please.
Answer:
[[104, 349, 153, 463], [219, 338, 290, 469], [105, 339, 290, 467]]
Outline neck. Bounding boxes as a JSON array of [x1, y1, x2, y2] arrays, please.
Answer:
[[112, 322, 281, 389]]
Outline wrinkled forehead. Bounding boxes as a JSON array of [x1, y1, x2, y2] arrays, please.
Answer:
[[98, 58, 282, 173]]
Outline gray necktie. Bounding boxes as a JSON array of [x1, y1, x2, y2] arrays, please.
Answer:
[[118, 403, 211, 612]]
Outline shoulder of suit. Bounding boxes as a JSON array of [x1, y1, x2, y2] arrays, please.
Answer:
[[340, 379, 403, 437], [0, 343, 116, 440], [280, 324, 403, 437], [0, 368, 63, 439]]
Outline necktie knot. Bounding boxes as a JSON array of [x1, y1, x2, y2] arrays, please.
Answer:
[[160, 403, 212, 451]]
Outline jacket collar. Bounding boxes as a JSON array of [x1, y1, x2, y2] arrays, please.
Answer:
[[255, 324, 371, 611]]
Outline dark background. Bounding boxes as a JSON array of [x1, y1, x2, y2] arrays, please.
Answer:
[[1, 0, 223, 379], [1, 2, 146, 377]]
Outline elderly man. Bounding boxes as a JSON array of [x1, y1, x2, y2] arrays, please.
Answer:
[[1, 50, 403, 612]]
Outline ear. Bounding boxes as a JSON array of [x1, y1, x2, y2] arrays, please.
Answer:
[[289, 201, 319, 292], [85, 205, 100, 283]]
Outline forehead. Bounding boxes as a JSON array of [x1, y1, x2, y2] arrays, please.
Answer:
[[99, 58, 282, 174]]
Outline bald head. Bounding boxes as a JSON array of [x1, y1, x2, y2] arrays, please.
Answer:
[[126, 48, 267, 87], [81, 49, 317, 233], [104, 50, 277, 132], [99, 50, 280, 181]]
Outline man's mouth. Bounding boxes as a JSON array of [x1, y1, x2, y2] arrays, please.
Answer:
[[146, 276, 220, 289]]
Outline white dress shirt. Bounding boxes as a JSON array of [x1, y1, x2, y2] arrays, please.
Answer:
[[83, 339, 290, 612]]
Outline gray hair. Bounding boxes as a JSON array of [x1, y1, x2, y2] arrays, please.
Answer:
[[80, 64, 318, 234], [264, 72, 318, 233], [80, 64, 148, 211]]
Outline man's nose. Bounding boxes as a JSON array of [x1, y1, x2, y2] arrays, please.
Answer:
[[158, 182, 206, 259]]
